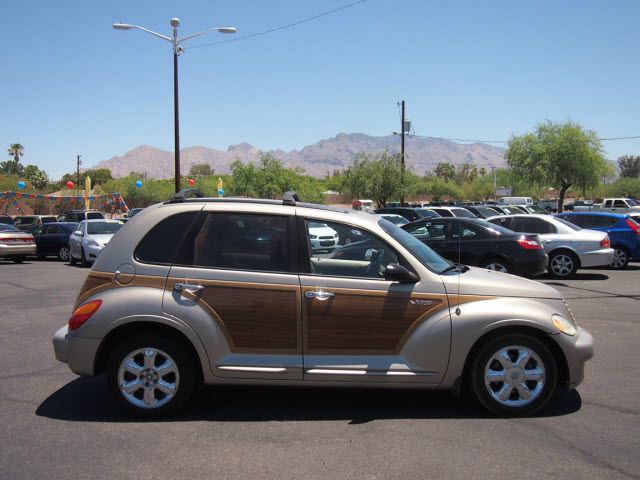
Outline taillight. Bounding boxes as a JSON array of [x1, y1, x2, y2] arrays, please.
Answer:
[[517, 235, 543, 250], [68, 300, 102, 331], [626, 219, 640, 237], [600, 235, 610, 248]]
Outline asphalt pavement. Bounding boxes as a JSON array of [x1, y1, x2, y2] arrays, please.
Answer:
[[0, 259, 638, 479]]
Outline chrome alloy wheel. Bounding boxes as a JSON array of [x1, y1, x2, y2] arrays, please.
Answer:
[[550, 254, 574, 277], [58, 245, 70, 261], [484, 345, 545, 407], [485, 262, 508, 273], [610, 248, 627, 269], [117, 348, 180, 409]]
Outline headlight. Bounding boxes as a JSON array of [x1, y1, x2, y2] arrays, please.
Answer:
[[85, 238, 100, 247], [552, 314, 576, 336]]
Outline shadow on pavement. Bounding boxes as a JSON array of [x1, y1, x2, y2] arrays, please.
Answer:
[[541, 272, 609, 281], [36, 376, 582, 423]]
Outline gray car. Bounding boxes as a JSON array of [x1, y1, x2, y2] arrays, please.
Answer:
[[53, 192, 594, 418], [487, 214, 614, 278], [68, 219, 124, 266]]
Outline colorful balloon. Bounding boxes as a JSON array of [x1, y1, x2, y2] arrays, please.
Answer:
[[66, 181, 74, 189], [135, 180, 143, 188], [188, 178, 196, 187], [17, 181, 26, 190]]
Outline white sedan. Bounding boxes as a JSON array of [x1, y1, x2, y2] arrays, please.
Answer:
[[69, 219, 124, 266], [308, 221, 339, 252], [487, 214, 614, 278]]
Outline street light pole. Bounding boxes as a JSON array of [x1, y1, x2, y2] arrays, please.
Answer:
[[113, 19, 236, 193]]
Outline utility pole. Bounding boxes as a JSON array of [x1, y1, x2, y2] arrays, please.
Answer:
[[173, 21, 181, 193], [76, 155, 82, 200], [400, 100, 406, 205]]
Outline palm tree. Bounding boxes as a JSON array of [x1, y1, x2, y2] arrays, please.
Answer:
[[7, 143, 24, 163]]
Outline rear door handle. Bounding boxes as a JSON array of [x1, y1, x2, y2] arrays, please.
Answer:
[[174, 283, 204, 295], [304, 290, 335, 301]]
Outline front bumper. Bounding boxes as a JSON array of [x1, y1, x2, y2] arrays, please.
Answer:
[[555, 326, 595, 388], [53, 325, 101, 376], [579, 248, 614, 268], [84, 243, 105, 261], [0, 244, 36, 257]]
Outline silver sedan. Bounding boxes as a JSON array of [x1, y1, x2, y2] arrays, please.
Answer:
[[487, 214, 614, 278], [69, 219, 124, 266]]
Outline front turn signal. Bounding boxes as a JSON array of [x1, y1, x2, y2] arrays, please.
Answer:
[[552, 314, 576, 336], [68, 300, 102, 331]]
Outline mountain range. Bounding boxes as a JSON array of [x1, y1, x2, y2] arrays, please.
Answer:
[[92, 133, 507, 179]]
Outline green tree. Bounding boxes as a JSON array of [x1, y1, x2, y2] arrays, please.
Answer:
[[434, 163, 456, 181], [605, 177, 640, 198], [23, 165, 49, 190], [506, 121, 608, 212], [0, 160, 23, 176], [188, 163, 215, 177], [342, 151, 404, 208], [7, 143, 24, 163], [618, 155, 640, 179]]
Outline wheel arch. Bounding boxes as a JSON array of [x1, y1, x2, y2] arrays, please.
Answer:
[[547, 247, 581, 268], [455, 325, 570, 396], [93, 321, 205, 383]]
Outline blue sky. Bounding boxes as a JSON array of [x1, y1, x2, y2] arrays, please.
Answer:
[[2, 0, 639, 178]]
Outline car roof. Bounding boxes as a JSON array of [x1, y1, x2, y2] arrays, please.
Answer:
[[558, 211, 626, 218]]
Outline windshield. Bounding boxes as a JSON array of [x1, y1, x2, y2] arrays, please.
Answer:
[[14, 217, 34, 225], [379, 219, 450, 273], [0, 224, 19, 232], [87, 212, 104, 219], [554, 217, 582, 231], [382, 215, 409, 226], [452, 208, 477, 218], [627, 199, 638, 206], [528, 205, 546, 213], [86, 221, 123, 235]]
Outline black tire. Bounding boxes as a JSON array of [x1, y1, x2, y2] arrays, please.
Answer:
[[37, 255, 46, 260], [11, 256, 26, 264], [470, 334, 558, 416], [106, 333, 197, 418], [80, 248, 90, 267], [479, 257, 512, 274], [547, 250, 579, 278], [58, 245, 71, 262], [609, 246, 630, 270], [69, 254, 77, 266]]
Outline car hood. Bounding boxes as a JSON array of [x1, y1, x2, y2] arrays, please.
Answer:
[[310, 226, 337, 236], [440, 266, 562, 300], [85, 234, 114, 244]]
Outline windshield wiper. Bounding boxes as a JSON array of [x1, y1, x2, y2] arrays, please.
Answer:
[[439, 263, 468, 274]]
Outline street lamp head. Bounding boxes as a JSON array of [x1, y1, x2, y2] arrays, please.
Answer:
[[113, 23, 133, 30], [217, 26, 237, 34], [170, 18, 181, 28]]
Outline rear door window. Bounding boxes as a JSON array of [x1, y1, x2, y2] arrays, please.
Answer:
[[513, 217, 555, 234], [404, 221, 448, 241], [135, 212, 200, 265], [614, 200, 627, 208]]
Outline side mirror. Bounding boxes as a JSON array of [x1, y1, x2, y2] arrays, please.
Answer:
[[73, 230, 83, 237], [384, 263, 419, 283]]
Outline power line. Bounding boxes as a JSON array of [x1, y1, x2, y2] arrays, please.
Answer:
[[410, 133, 640, 144], [189, 0, 370, 50]]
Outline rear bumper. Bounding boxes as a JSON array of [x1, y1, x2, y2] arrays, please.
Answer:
[[579, 248, 614, 267], [53, 325, 101, 376], [0, 244, 36, 256], [513, 253, 548, 277]]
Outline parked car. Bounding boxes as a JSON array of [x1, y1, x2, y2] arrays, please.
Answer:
[[497, 197, 534, 206], [63, 210, 105, 222], [30, 222, 78, 261], [629, 212, 640, 224], [462, 205, 504, 219], [53, 191, 594, 418], [487, 214, 614, 278], [538, 199, 559, 213], [377, 213, 409, 226], [516, 204, 548, 214], [428, 206, 478, 218], [555, 212, 640, 269], [0, 223, 36, 263], [577, 198, 640, 214], [564, 200, 593, 212], [489, 205, 520, 215], [0, 215, 14, 225], [374, 207, 440, 222], [13, 215, 57, 231], [69, 219, 124, 266], [401, 217, 547, 277]]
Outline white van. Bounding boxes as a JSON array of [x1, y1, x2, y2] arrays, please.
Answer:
[[497, 197, 534, 206]]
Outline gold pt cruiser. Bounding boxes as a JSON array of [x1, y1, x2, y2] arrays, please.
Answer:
[[53, 191, 594, 417]]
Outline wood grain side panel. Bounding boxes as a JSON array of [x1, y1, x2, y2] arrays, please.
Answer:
[[75, 272, 114, 308], [199, 285, 299, 351], [305, 291, 444, 352]]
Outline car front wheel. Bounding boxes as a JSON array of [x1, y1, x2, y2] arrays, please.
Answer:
[[106, 333, 197, 418], [58, 245, 71, 262], [471, 334, 557, 416]]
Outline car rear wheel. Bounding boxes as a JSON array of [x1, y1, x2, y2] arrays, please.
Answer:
[[106, 333, 197, 418], [609, 247, 629, 270], [58, 245, 70, 262], [471, 334, 557, 416], [548, 251, 578, 278], [480, 258, 511, 274], [11, 255, 25, 264]]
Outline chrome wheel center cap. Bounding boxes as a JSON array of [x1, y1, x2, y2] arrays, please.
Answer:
[[507, 368, 523, 384]]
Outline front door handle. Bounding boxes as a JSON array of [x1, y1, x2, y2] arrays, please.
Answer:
[[304, 290, 335, 301], [174, 283, 204, 295]]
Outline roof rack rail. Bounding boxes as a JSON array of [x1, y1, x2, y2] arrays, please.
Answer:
[[283, 191, 300, 206], [168, 188, 205, 203]]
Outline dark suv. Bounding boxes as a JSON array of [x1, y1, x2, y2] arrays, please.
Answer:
[[63, 210, 105, 222]]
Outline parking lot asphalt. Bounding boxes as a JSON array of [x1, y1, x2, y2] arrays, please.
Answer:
[[0, 260, 638, 480]]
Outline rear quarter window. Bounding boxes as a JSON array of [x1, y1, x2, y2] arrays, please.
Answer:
[[135, 212, 200, 265]]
